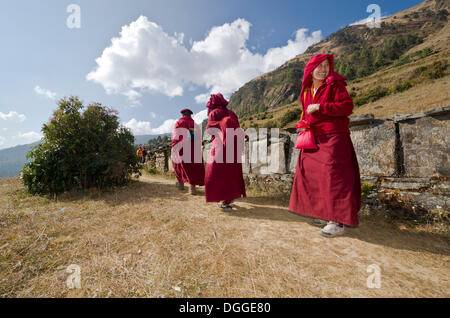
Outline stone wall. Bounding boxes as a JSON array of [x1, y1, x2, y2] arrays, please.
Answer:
[[147, 106, 450, 221]]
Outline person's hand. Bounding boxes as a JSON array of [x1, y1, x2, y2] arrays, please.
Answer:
[[307, 104, 320, 114]]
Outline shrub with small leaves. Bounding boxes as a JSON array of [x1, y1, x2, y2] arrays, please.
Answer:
[[21, 96, 141, 197]]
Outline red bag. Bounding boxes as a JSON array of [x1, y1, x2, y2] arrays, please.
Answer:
[[294, 105, 317, 150], [295, 129, 317, 149]]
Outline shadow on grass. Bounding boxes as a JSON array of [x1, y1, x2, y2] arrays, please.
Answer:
[[231, 195, 450, 256], [56, 177, 191, 206]]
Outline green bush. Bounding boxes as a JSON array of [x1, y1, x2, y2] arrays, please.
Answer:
[[361, 182, 374, 197], [427, 61, 448, 79], [278, 108, 301, 127], [262, 120, 278, 129], [418, 47, 433, 59], [257, 113, 267, 120], [354, 86, 389, 107], [21, 96, 141, 197], [393, 55, 410, 67], [393, 80, 413, 93], [410, 60, 448, 81], [147, 167, 157, 174]]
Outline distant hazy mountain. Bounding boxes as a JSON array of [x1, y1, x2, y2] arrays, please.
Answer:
[[0, 134, 166, 178], [0, 142, 40, 178]]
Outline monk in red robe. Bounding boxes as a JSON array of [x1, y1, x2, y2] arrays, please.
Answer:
[[289, 54, 361, 237], [204, 93, 246, 210], [171, 108, 205, 195]]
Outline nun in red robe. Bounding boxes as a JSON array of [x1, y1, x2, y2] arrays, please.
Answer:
[[204, 93, 246, 210], [171, 108, 205, 194], [289, 54, 361, 237]]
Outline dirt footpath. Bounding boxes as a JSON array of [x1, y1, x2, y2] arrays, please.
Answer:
[[0, 175, 449, 297]]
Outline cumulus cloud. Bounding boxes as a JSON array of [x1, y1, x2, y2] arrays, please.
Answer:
[[192, 109, 208, 125], [87, 16, 322, 104], [124, 118, 177, 135], [0, 111, 26, 122], [124, 109, 208, 136], [18, 131, 43, 141], [34, 85, 57, 99]]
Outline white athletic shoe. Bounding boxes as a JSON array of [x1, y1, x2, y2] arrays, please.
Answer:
[[312, 218, 328, 227], [320, 222, 344, 238], [220, 203, 232, 211]]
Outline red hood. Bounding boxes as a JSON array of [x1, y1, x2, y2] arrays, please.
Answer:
[[301, 54, 347, 97]]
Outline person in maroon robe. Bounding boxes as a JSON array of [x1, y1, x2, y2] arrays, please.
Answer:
[[171, 108, 205, 195], [204, 93, 246, 210], [289, 54, 361, 237]]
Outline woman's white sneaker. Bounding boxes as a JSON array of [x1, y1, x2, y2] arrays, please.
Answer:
[[320, 222, 344, 237]]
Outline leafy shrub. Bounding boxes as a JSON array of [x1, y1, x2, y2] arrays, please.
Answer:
[[361, 182, 374, 197], [393, 80, 413, 93], [262, 120, 278, 129], [410, 60, 448, 80], [21, 96, 141, 197], [427, 61, 448, 79], [393, 55, 410, 67], [257, 113, 267, 120], [417, 47, 433, 59], [437, 9, 448, 21], [354, 86, 389, 107], [147, 167, 157, 174], [278, 108, 301, 127]]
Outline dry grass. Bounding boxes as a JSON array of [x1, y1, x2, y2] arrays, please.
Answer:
[[0, 175, 449, 298]]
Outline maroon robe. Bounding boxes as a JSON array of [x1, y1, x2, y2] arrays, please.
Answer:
[[171, 115, 205, 186], [289, 54, 361, 226], [204, 106, 246, 202]]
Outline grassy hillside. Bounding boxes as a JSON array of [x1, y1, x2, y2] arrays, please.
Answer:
[[230, 0, 449, 129]]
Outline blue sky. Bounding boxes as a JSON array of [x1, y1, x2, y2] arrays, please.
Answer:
[[0, 0, 424, 149]]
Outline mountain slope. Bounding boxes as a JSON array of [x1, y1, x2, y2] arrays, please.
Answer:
[[0, 142, 39, 178], [228, 0, 449, 126]]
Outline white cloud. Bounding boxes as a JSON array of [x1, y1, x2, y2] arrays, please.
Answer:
[[17, 131, 42, 141], [0, 136, 5, 146], [0, 111, 26, 122], [87, 16, 322, 104], [124, 118, 177, 135], [123, 118, 152, 135], [192, 109, 208, 125], [124, 108, 207, 136], [34, 85, 57, 99], [150, 112, 157, 119], [151, 119, 178, 135]]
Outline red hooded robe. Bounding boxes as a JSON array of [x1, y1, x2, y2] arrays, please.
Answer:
[[204, 94, 246, 203], [171, 115, 205, 186], [288, 54, 361, 226]]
